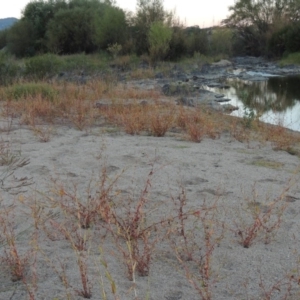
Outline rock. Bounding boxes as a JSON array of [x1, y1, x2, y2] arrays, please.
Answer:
[[176, 73, 189, 82], [155, 72, 164, 79], [212, 59, 232, 67], [220, 84, 230, 89], [206, 82, 220, 88], [95, 102, 110, 109], [206, 82, 230, 89], [200, 63, 210, 73], [162, 84, 170, 95], [176, 97, 195, 107], [232, 56, 266, 65], [222, 104, 238, 112], [215, 98, 231, 103], [162, 83, 196, 96], [214, 94, 225, 98], [140, 100, 148, 106], [164, 291, 183, 300], [192, 75, 198, 81]]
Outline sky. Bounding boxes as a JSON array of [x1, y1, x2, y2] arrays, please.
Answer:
[[0, 0, 234, 27]]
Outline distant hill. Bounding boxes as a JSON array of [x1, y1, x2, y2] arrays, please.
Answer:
[[0, 18, 18, 31]]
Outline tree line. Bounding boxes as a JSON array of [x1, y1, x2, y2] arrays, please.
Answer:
[[0, 0, 300, 60], [223, 0, 300, 57]]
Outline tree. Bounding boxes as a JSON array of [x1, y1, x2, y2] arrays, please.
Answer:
[[184, 26, 208, 56], [148, 21, 172, 62], [6, 19, 35, 57], [0, 29, 8, 50], [222, 0, 300, 56], [22, 0, 68, 53], [46, 7, 96, 54], [93, 5, 127, 50], [134, 0, 172, 54]]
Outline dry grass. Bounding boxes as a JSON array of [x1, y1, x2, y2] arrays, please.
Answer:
[[129, 68, 156, 80], [1, 75, 300, 299], [170, 188, 224, 300], [0, 77, 299, 153], [176, 107, 221, 142], [232, 182, 293, 248], [0, 142, 298, 299]]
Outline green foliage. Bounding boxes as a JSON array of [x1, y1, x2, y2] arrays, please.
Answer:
[[268, 25, 289, 57], [22, 0, 68, 53], [280, 52, 300, 65], [167, 26, 187, 60], [223, 0, 300, 56], [61, 53, 109, 73], [3, 0, 127, 56], [6, 19, 35, 57], [243, 107, 256, 129], [94, 5, 127, 50], [24, 54, 63, 79], [285, 22, 300, 53], [1, 0, 236, 61], [209, 28, 233, 56], [0, 29, 8, 50], [107, 44, 123, 58], [184, 26, 208, 56], [3, 83, 57, 101], [0, 52, 20, 86], [148, 21, 172, 62], [46, 7, 96, 54], [268, 21, 300, 57], [134, 0, 172, 54]]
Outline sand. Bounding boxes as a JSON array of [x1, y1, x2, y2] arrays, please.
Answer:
[[0, 118, 300, 300]]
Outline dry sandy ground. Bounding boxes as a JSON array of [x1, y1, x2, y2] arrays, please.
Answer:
[[0, 119, 300, 300]]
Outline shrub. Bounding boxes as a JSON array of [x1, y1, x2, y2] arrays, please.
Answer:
[[61, 53, 109, 73], [167, 26, 187, 60], [280, 52, 300, 65], [6, 19, 35, 57], [3, 83, 57, 101], [24, 54, 63, 79], [148, 21, 172, 62], [184, 26, 208, 56], [107, 43, 122, 59], [209, 28, 233, 56], [0, 52, 20, 86], [0, 29, 8, 50]]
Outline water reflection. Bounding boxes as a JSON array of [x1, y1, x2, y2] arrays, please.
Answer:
[[210, 75, 300, 131]]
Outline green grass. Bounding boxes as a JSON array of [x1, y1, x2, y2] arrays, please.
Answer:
[[2, 83, 57, 101], [61, 52, 110, 73], [279, 52, 300, 66]]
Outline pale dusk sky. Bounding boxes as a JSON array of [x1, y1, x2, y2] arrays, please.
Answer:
[[0, 0, 234, 27]]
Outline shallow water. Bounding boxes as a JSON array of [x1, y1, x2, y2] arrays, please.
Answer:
[[208, 75, 300, 131]]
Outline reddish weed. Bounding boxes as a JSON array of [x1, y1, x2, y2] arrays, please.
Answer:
[[233, 183, 292, 248]]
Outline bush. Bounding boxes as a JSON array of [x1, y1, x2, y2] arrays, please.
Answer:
[[209, 28, 233, 56], [94, 6, 127, 51], [6, 19, 35, 57], [167, 26, 187, 60], [61, 53, 109, 73], [148, 21, 172, 62], [285, 22, 300, 54], [24, 54, 63, 79], [0, 29, 8, 50], [46, 7, 96, 54], [184, 26, 208, 56], [268, 22, 300, 58], [279, 52, 300, 65], [0, 52, 20, 86], [3, 83, 57, 101]]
